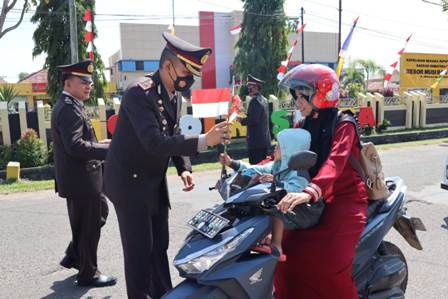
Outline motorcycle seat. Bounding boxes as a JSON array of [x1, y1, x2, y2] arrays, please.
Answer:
[[366, 199, 386, 222], [366, 180, 397, 221]]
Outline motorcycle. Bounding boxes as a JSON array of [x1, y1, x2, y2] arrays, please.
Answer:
[[163, 151, 426, 299]]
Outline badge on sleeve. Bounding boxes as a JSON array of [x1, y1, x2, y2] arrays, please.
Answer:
[[137, 77, 154, 91]]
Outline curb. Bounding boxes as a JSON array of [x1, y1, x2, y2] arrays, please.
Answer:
[[2, 129, 447, 180], [361, 129, 448, 145]]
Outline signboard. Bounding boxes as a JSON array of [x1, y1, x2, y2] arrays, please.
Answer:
[[400, 53, 448, 97], [32, 83, 47, 93]]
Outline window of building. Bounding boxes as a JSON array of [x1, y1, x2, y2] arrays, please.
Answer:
[[119, 60, 136, 72], [136, 60, 144, 71], [144, 60, 159, 71]]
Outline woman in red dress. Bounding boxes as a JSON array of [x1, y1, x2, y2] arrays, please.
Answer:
[[274, 64, 368, 299]]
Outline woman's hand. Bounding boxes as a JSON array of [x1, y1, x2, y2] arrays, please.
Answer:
[[258, 174, 274, 183], [219, 153, 233, 167], [277, 192, 312, 213]]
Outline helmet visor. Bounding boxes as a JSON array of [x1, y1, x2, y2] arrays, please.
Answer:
[[295, 85, 314, 97]]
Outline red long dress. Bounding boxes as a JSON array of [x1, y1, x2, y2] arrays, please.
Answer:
[[274, 122, 368, 299]]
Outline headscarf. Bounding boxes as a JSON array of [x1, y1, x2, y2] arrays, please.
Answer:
[[300, 108, 339, 178]]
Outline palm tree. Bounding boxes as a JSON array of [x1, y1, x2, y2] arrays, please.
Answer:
[[340, 61, 366, 98], [355, 59, 385, 91], [0, 85, 19, 103]]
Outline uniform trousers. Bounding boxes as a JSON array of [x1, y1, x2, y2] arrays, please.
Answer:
[[114, 199, 172, 299], [248, 147, 269, 165], [65, 193, 109, 281]]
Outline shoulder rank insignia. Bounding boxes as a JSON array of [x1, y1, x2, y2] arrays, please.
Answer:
[[64, 97, 73, 105], [137, 77, 154, 91]]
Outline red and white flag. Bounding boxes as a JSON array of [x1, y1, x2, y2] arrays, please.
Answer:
[[192, 88, 231, 118], [277, 22, 306, 80], [229, 24, 241, 35], [228, 95, 241, 122], [384, 34, 412, 88]]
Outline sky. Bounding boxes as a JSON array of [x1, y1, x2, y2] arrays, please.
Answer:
[[1, 0, 448, 83]]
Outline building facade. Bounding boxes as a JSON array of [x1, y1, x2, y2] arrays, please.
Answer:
[[109, 11, 339, 92]]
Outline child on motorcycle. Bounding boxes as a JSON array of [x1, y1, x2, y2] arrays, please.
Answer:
[[219, 128, 311, 254]]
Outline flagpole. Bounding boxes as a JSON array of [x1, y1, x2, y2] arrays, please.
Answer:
[[221, 76, 236, 178]]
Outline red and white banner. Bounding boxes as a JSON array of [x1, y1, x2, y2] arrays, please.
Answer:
[[83, 9, 94, 60], [192, 88, 231, 118]]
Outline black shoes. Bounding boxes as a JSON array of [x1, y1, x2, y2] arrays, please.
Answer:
[[76, 274, 117, 288], [60, 256, 117, 288], [59, 255, 79, 270]]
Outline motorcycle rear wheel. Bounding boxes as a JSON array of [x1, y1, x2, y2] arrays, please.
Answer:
[[380, 241, 408, 292]]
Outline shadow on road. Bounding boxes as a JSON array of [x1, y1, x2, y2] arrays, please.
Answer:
[[39, 274, 111, 299], [441, 217, 448, 230]]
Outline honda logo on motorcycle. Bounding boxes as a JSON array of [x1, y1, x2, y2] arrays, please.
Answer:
[[249, 268, 263, 285]]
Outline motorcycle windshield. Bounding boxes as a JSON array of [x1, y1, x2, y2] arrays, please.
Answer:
[[217, 172, 263, 201]]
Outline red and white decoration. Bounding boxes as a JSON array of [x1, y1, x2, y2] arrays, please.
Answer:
[[228, 95, 241, 123], [229, 24, 241, 35], [83, 9, 94, 60], [191, 88, 231, 118], [383, 34, 412, 88], [277, 22, 306, 81]]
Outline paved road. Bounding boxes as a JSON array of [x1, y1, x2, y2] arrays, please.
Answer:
[[0, 142, 447, 298]]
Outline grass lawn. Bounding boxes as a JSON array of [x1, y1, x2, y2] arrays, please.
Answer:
[[0, 179, 55, 195], [0, 161, 234, 195]]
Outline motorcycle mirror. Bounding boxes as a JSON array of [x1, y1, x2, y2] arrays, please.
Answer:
[[270, 150, 317, 193], [287, 150, 317, 171]]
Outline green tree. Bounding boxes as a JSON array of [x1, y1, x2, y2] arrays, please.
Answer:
[[18, 72, 29, 81], [234, 0, 288, 96], [31, 0, 106, 104], [443, 0, 448, 11], [355, 58, 385, 91], [340, 60, 366, 98], [0, 84, 18, 103]]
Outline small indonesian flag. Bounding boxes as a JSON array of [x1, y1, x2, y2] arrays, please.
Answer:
[[228, 95, 241, 123], [230, 24, 241, 35], [430, 69, 448, 89], [192, 88, 231, 118]]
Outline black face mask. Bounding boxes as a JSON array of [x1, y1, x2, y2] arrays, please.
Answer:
[[169, 64, 195, 92], [248, 85, 258, 95]]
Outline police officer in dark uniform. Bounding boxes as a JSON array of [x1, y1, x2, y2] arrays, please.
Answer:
[[51, 60, 116, 287], [104, 33, 230, 299], [240, 74, 272, 164]]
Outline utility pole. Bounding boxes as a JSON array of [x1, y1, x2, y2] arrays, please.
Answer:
[[172, 0, 175, 27], [338, 0, 342, 53], [301, 7, 305, 63], [69, 0, 79, 63]]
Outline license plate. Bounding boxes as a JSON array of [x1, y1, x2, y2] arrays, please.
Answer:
[[187, 209, 229, 239]]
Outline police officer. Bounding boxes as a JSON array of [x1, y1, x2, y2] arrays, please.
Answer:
[[104, 33, 230, 299], [240, 74, 272, 164], [51, 60, 116, 287]]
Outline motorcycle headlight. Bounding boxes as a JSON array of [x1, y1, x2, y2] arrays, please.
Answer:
[[176, 227, 254, 274]]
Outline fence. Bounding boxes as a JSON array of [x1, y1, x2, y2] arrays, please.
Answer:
[[1, 91, 448, 147]]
